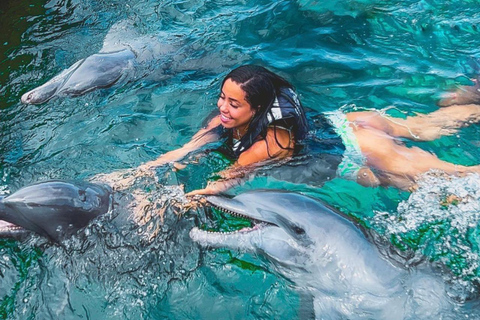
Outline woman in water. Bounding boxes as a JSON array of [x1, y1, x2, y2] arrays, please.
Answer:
[[107, 64, 480, 194], [134, 64, 310, 194]]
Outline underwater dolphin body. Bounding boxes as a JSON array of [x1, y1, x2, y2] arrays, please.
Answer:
[[190, 190, 452, 319], [20, 21, 180, 105], [0, 180, 112, 242]]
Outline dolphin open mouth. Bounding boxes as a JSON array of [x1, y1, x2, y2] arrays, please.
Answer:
[[0, 220, 27, 239], [0, 195, 27, 239], [206, 201, 274, 234], [189, 195, 277, 245]]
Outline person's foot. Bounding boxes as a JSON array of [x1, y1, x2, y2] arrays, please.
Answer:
[[438, 77, 480, 107]]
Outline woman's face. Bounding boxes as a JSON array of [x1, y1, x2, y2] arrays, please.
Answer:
[[217, 78, 254, 130]]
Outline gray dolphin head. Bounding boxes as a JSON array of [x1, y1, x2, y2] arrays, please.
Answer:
[[21, 49, 135, 105], [190, 190, 367, 268], [189, 190, 454, 319], [0, 180, 112, 242], [206, 190, 328, 239]]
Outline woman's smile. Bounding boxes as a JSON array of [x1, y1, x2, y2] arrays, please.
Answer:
[[220, 113, 233, 123], [217, 78, 254, 131]]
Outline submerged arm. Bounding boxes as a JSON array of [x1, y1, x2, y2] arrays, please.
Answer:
[[92, 116, 222, 189], [187, 127, 294, 195], [141, 116, 222, 169]]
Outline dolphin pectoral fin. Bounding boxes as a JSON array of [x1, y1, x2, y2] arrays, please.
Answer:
[[20, 59, 85, 105], [0, 220, 28, 240]]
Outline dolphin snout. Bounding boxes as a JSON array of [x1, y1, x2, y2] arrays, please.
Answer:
[[20, 59, 85, 105], [21, 89, 54, 105], [20, 84, 59, 105], [21, 91, 35, 104]]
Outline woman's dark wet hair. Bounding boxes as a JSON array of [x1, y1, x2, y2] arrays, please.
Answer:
[[222, 65, 300, 157], [222, 65, 292, 113]]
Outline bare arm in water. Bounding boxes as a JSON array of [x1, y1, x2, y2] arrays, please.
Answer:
[[93, 116, 223, 189], [141, 116, 223, 169], [186, 126, 294, 195], [94, 117, 293, 194]]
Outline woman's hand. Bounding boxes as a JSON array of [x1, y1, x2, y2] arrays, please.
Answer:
[[185, 186, 218, 197], [185, 181, 222, 196], [185, 177, 243, 197], [139, 158, 167, 171]]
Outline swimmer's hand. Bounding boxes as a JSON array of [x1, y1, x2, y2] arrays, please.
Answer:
[[186, 187, 218, 197], [91, 158, 188, 191], [186, 178, 242, 197], [91, 154, 175, 190]]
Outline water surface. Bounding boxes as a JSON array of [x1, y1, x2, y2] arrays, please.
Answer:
[[2, 0, 480, 318]]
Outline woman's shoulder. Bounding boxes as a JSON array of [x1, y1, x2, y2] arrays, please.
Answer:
[[237, 128, 293, 166], [265, 126, 293, 145]]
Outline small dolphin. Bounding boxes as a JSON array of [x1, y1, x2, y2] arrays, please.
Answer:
[[0, 180, 112, 242], [20, 49, 137, 104], [20, 19, 250, 105], [20, 20, 179, 105], [190, 190, 452, 319]]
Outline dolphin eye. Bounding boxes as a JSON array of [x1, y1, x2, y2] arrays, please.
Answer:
[[78, 190, 87, 202], [292, 225, 305, 235]]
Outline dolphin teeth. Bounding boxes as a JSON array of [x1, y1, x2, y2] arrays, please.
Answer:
[[213, 205, 249, 220], [206, 204, 275, 236], [210, 204, 275, 227], [0, 225, 22, 231]]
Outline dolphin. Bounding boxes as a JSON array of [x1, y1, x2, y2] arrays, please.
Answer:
[[0, 180, 112, 242], [20, 20, 180, 105], [190, 190, 453, 319], [20, 19, 249, 105]]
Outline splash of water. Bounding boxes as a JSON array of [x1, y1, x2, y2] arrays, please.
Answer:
[[374, 171, 480, 289]]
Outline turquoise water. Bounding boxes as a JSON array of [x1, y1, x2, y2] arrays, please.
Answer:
[[2, 0, 480, 318]]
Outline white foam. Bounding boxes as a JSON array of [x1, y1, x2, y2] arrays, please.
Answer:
[[374, 171, 480, 284]]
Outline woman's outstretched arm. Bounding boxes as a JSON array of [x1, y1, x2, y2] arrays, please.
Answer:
[[186, 127, 293, 196], [92, 116, 222, 189], [140, 116, 222, 169]]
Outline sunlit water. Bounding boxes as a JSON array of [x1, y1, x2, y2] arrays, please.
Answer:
[[2, 0, 480, 318]]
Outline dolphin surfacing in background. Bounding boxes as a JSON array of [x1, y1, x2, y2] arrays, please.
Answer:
[[190, 190, 453, 319], [20, 21, 179, 105], [21, 49, 137, 104], [0, 180, 112, 242], [20, 19, 249, 105]]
